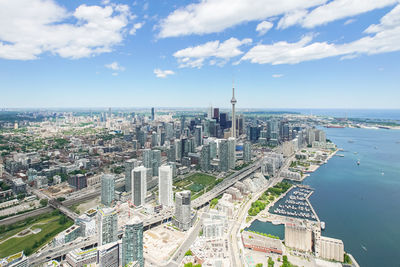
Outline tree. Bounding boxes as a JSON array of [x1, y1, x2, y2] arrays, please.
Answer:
[[268, 257, 274, 267], [40, 199, 48, 207], [344, 253, 352, 264], [256, 264, 263, 267], [210, 198, 218, 208], [185, 250, 193, 256], [17, 193, 26, 200], [59, 215, 68, 225]]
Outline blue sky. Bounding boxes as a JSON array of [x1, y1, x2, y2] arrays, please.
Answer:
[[0, 0, 400, 109]]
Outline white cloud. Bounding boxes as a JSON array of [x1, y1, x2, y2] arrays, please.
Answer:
[[173, 37, 252, 68], [242, 5, 400, 65], [344, 18, 356, 25], [129, 22, 144, 35], [0, 0, 135, 60], [287, 0, 397, 29], [277, 9, 308, 29], [241, 35, 339, 65], [112, 72, 119, 76], [272, 74, 284, 78], [154, 69, 175, 78], [256, 21, 273, 35], [158, 0, 327, 38], [105, 62, 125, 71], [364, 4, 400, 33]]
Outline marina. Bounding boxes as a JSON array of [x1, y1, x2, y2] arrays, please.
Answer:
[[269, 186, 318, 222]]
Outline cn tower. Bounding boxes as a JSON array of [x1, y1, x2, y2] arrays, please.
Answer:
[[231, 81, 237, 138]]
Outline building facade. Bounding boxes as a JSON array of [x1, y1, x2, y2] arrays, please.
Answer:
[[158, 165, 173, 208], [132, 166, 147, 207], [101, 174, 115, 207], [122, 217, 144, 267], [98, 207, 118, 246]]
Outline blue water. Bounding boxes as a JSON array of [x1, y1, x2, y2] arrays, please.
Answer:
[[303, 127, 400, 267], [288, 109, 400, 121], [245, 220, 285, 240]]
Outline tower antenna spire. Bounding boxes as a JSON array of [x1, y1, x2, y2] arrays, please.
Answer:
[[230, 76, 237, 138]]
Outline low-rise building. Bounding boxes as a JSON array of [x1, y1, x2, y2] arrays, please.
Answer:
[[0, 251, 29, 267], [11, 178, 26, 194], [241, 230, 283, 254], [65, 248, 97, 267]]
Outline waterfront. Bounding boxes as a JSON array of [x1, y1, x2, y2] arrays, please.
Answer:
[[245, 220, 285, 240], [304, 127, 400, 267]]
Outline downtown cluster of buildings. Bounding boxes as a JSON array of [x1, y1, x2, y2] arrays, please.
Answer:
[[0, 85, 355, 267]]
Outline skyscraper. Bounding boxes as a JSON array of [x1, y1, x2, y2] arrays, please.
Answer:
[[200, 144, 211, 172], [151, 132, 159, 147], [219, 113, 227, 129], [152, 150, 161, 177], [228, 137, 236, 169], [132, 166, 147, 207], [158, 165, 173, 208], [167, 145, 176, 163], [174, 190, 192, 231], [101, 174, 115, 207], [180, 115, 186, 134], [165, 122, 174, 139], [194, 125, 202, 147], [243, 141, 252, 163], [151, 107, 155, 121], [98, 207, 118, 245], [218, 139, 229, 172], [124, 159, 138, 192], [231, 83, 237, 138], [122, 217, 144, 267], [213, 108, 220, 122], [209, 139, 217, 159], [142, 149, 152, 169]]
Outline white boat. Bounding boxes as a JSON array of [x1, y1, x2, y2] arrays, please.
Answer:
[[321, 221, 325, 230]]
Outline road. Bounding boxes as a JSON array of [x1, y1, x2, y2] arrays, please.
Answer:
[[0, 207, 53, 226], [192, 159, 262, 209], [0, 178, 125, 226], [29, 237, 98, 266]]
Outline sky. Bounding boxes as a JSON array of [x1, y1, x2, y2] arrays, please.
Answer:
[[0, 0, 400, 109]]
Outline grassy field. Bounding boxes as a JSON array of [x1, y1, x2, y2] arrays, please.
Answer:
[[174, 173, 222, 200], [0, 212, 73, 257]]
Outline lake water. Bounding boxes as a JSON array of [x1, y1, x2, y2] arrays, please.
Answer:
[[304, 127, 400, 267], [247, 127, 400, 267]]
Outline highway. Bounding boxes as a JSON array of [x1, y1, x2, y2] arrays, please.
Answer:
[[192, 159, 262, 209], [29, 236, 98, 266], [0, 178, 125, 226], [29, 208, 175, 265], [0, 206, 53, 226]]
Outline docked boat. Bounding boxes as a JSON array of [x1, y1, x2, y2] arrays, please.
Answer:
[[321, 221, 325, 230], [336, 154, 345, 157], [357, 160, 360, 165]]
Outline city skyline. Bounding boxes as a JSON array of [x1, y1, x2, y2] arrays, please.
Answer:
[[1, 0, 400, 109]]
